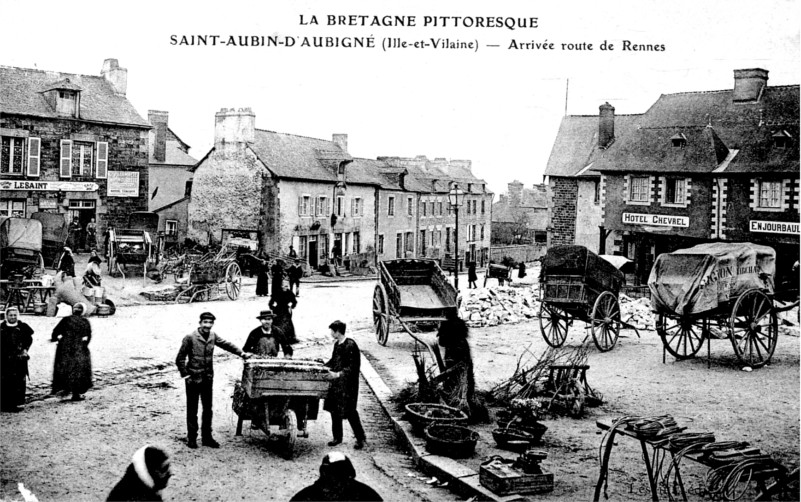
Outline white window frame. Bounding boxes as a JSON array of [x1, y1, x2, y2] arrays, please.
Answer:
[[757, 179, 784, 211], [626, 175, 652, 205], [0, 199, 26, 217], [351, 197, 362, 217], [26, 137, 41, 177], [1, 136, 26, 176], [316, 196, 328, 217], [72, 141, 94, 177], [299, 195, 311, 216], [661, 177, 689, 207], [165, 220, 178, 236]]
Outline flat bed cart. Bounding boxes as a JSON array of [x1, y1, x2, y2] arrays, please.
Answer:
[[538, 245, 639, 352], [372, 259, 459, 346], [650, 242, 798, 368], [236, 358, 333, 459], [174, 248, 242, 303]]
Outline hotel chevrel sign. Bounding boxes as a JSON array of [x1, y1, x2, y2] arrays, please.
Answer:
[[622, 212, 689, 228]]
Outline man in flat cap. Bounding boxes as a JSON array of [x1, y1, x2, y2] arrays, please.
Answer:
[[176, 312, 251, 449]]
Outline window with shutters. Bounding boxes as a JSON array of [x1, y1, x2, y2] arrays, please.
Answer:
[[95, 142, 108, 179], [1, 137, 25, 175], [351, 197, 362, 217], [27, 138, 41, 177], [316, 196, 328, 216], [378, 234, 384, 255], [60, 140, 72, 177], [72, 141, 94, 176], [395, 233, 402, 258], [299, 236, 307, 258], [663, 177, 687, 206], [298, 195, 311, 216], [353, 231, 360, 253], [407, 197, 413, 216], [165, 220, 178, 236]]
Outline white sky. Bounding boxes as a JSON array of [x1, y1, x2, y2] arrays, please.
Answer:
[[1, 0, 798, 196]]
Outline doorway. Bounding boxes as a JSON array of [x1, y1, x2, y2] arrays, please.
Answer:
[[68, 200, 97, 252], [308, 235, 318, 268]]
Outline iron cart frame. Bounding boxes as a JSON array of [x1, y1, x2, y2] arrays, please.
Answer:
[[372, 259, 459, 346], [174, 247, 242, 303], [235, 359, 333, 459], [538, 245, 640, 352], [650, 243, 799, 368]]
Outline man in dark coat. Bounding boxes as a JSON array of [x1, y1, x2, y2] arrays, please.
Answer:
[[243, 310, 292, 358], [323, 320, 367, 449], [254, 250, 270, 297], [1, 307, 34, 412], [58, 247, 76, 277], [175, 312, 252, 449], [467, 261, 478, 289], [288, 259, 303, 297], [270, 282, 298, 344], [107, 445, 172, 502], [67, 217, 81, 251], [290, 452, 382, 501], [270, 259, 285, 297], [52, 303, 93, 401]]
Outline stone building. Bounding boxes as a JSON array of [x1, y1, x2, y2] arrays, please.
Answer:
[[147, 110, 198, 246], [544, 105, 641, 252], [593, 68, 799, 285], [0, 59, 150, 242], [491, 180, 549, 245]]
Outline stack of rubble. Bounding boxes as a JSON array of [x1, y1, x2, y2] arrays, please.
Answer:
[[619, 294, 657, 330]]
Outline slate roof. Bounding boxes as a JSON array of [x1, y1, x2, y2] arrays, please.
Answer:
[[544, 114, 642, 177], [148, 140, 198, 166], [0, 65, 150, 127]]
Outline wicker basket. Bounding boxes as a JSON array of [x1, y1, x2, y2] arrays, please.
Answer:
[[405, 403, 468, 431], [424, 424, 479, 458]]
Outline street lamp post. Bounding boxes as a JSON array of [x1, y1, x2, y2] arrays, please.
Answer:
[[448, 184, 465, 291]]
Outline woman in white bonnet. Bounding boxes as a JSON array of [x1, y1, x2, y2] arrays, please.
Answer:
[[107, 445, 171, 501]]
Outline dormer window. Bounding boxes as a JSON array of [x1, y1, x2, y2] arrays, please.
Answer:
[[671, 133, 687, 149], [57, 90, 78, 116], [772, 130, 792, 149], [40, 78, 83, 118]]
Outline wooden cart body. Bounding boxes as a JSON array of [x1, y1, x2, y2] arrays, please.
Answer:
[[372, 259, 459, 345], [31, 212, 67, 269], [649, 243, 793, 368], [538, 245, 632, 352], [236, 359, 333, 458], [174, 248, 242, 303], [484, 263, 513, 287]]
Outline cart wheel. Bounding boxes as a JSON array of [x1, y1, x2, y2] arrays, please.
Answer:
[[539, 302, 569, 348], [657, 314, 705, 360], [225, 262, 242, 300], [729, 289, 777, 368], [590, 291, 621, 352], [373, 284, 391, 345], [283, 409, 297, 460]]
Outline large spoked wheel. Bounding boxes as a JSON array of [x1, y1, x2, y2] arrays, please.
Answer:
[[539, 302, 570, 348], [590, 291, 621, 352], [225, 262, 242, 300], [657, 313, 706, 360], [282, 409, 298, 460], [373, 284, 391, 345], [729, 289, 777, 368]]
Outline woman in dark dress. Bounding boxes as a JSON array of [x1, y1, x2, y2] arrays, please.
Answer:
[[1, 307, 34, 412], [269, 282, 298, 344], [435, 309, 486, 422], [52, 303, 93, 401], [58, 247, 76, 277], [254, 251, 270, 297], [270, 259, 285, 297], [467, 261, 478, 289]]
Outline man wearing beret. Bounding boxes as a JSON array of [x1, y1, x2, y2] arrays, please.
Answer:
[[176, 312, 251, 449]]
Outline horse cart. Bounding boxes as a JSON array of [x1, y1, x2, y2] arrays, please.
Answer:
[[650, 242, 798, 368], [484, 263, 513, 287], [372, 259, 459, 346], [538, 245, 640, 352], [234, 358, 334, 459], [31, 212, 68, 269], [0, 216, 45, 280], [174, 247, 242, 303], [107, 212, 161, 284]]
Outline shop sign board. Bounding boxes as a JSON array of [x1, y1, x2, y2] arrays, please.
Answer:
[[749, 220, 800, 235], [622, 212, 689, 228], [107, 171, 139, 197], [0, 179, 98, 192]]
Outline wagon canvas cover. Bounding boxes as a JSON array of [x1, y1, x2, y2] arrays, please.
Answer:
[[0, 217, 42, 252], [649, 242, 775, 315]]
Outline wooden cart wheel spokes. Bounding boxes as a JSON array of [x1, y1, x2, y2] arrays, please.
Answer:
[[283, 408, 298, 460], [590, 291, 621, 352], [729, 289, 778, 368], [225, 262, 242, 300], [657, 314, 705, 360], [373, 284, 391, 346], [539, 302, 569, 348]]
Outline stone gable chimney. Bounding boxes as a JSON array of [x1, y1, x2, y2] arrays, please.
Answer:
[[214, 107, 255, 150], [733, 68, 768, 102], [332, 134, 348, 153], [101, 58, 127, 96], [148, 110, 168, 162], [599, 102, 615, 148]]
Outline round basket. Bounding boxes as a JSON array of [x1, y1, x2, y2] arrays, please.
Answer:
[[405, 403, 468, 431], [492, 423, 548, 452], [424, 424, 479, 458]]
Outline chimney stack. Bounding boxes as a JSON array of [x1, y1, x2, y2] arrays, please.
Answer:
[[214, 108, 256, 151], [508, 180, 524, 207], [599, 102, 615, 148], [733, 68, 768, 102], [101, 58, 128, 96], [148, 110, 169, 162], [332, 134, 348, 153]]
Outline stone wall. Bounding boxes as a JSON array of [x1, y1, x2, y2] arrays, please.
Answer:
[[549, 176, 578, 246], [489, 244, 546, 264], [575, 178, 602, 252]]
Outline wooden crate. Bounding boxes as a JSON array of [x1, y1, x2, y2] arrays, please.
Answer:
[[479, 458, 554, 496], [241, 359, 333, 398]]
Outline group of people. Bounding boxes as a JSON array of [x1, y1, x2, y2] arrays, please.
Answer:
[[255, 252, 304, 298], [66, 216, 98, 253]]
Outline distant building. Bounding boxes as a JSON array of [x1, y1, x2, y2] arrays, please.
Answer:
[[0, 59, 150, 243], [491, 180, 549, 245]]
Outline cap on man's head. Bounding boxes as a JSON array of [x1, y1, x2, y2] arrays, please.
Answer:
[[199, 312, 216, 322], [256, 310, 275, 320]]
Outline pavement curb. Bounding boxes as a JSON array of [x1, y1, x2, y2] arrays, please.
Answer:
[[359, 349, 525, 502]]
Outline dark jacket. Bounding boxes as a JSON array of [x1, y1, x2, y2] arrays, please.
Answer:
[[52, 315, 93, 394], [243, 326, 293, 357], [107, 464, 163, 502], [290, 479, 382, 501], [59, 252, 76, 277], [288, 264, 303, 281], [1, 320, 34, 409], [324, 337, 361, 415], [175, 329, 243, 384]]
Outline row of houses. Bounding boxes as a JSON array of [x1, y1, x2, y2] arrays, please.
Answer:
[[545, 68, 800, 286], [0, 59, 493, 271]]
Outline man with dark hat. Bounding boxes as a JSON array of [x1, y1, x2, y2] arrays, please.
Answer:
[[243, 310, 293, 358], [290, 451, 382, 501], [175, 312, 252, 449]]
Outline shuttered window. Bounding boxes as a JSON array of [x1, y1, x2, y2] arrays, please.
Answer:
[[60, 140, 73, 178], [1, 137, 25, 175], [26, 137, 40, 177], [96, 142, 108, 179]]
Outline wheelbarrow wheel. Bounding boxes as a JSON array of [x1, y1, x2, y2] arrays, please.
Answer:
[[283, 408, 297, 460], [657, 314, 705, 360], [373, 284, 391, 345], [590, 291, 621, 352], [729, 288, 777, 368], [539, 302, 569, 348]]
